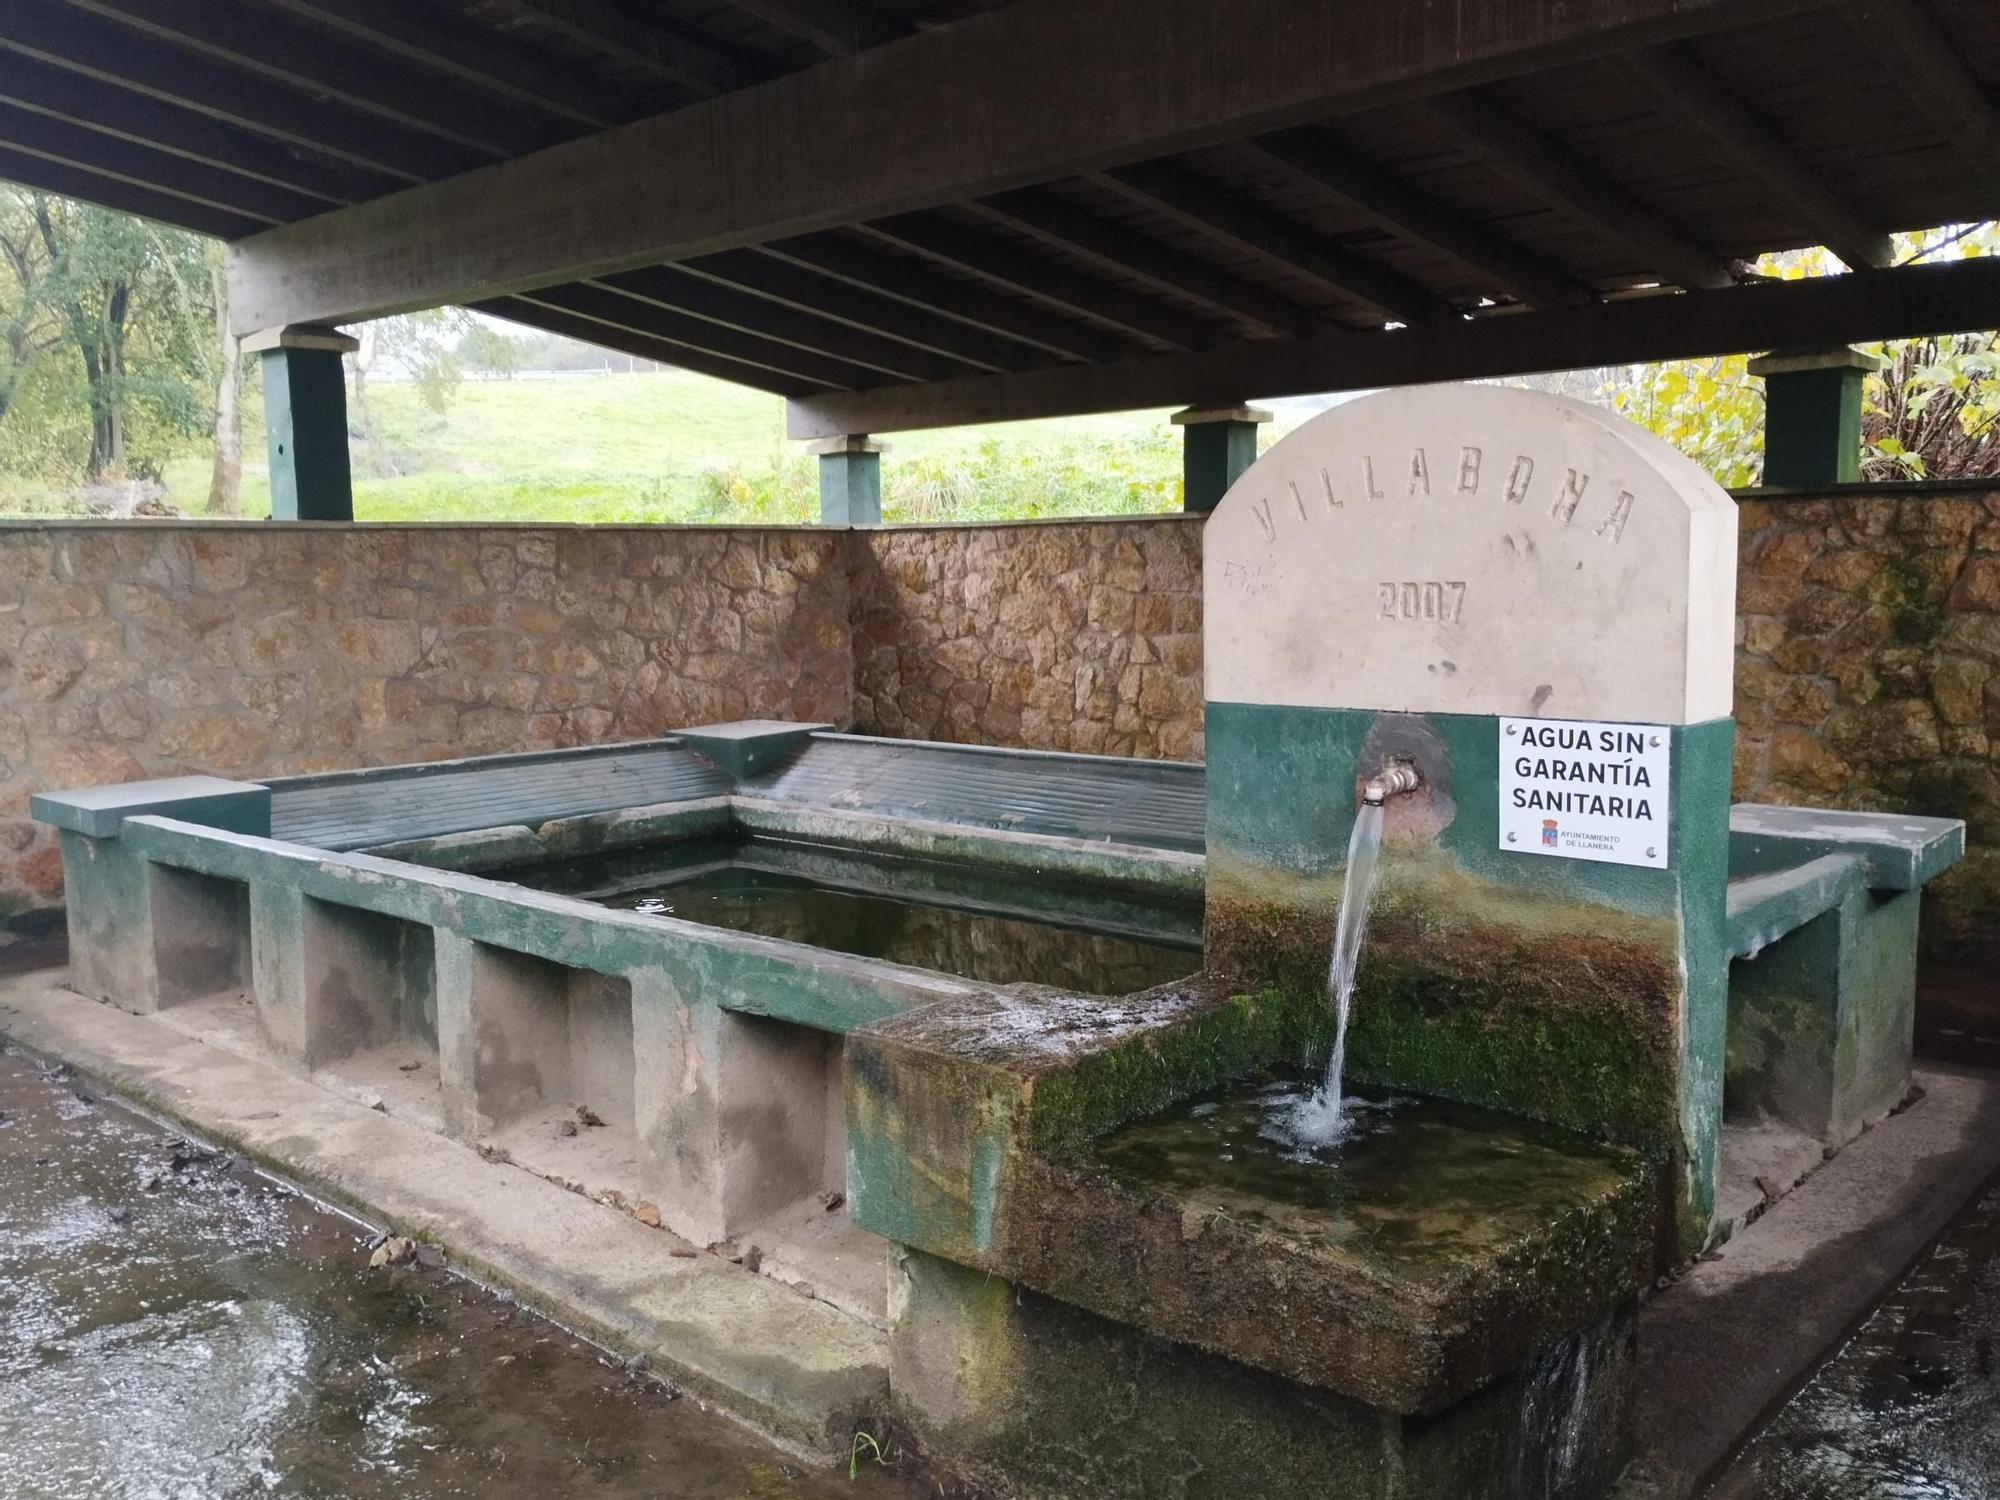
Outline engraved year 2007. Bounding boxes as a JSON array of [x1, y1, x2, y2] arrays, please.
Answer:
[[1378, 581, 1466, 622]]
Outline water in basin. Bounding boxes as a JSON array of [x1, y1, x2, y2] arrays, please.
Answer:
[[510, 835, 1203, 995], [1094, 1075, 1647, 1280]]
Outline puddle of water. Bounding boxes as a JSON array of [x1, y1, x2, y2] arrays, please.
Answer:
[[510, 835, 1202, 995], [1716, 1171, 2000, 1500], [1093, 1075, 1645, 1280], [0, 1047, 923, 1500]]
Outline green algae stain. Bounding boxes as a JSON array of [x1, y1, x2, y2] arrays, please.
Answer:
[[1092, 1079, 1651, 1288], [967, 1131, 1002, 1252]]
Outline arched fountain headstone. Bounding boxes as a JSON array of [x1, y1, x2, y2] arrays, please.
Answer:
[[1203, 384, 1738, 1252]]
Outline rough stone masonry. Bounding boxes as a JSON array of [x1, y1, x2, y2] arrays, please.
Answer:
[[0, 492, 1996, 963]]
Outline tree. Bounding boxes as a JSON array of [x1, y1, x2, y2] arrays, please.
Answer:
[[0, 194, 61, 430], [1595, 225, 2000, 487], [4, 192, 215, 482], [350, 309, 472, 475], [207, 248, 241, 515], [457, 318, 522, 380]]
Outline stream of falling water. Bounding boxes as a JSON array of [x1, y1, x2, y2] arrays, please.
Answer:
[[1274, 800, 1386, 1149]]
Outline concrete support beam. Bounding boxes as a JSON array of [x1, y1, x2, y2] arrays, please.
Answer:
[[1173, 405, 1270, 513], [632, 974, 840, 1245], [810, 434, 883, 526], [245, 324, 360, 521], [1748, 346, 1883, 488]]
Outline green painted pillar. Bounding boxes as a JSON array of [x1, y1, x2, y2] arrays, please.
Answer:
[[1173, 404, 1271, 513], [246, 324, 360, 521], [1747, 347, 1882, 488], [811, 434, 883, 525]]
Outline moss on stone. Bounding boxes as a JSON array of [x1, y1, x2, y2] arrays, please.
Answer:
[[1205, 846, 1683, 1155], [1025, 985, 1328, 1160]]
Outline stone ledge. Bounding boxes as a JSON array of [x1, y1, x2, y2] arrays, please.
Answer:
[[1729, 802, 1966, 891], [31, 775, 271, 840]]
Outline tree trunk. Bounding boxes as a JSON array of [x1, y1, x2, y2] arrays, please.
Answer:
[[78, 282, 128, 480], [206, 258, 241, 516], [350, 322, 388, 475]]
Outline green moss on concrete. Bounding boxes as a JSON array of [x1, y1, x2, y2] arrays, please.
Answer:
[[847, 976, 1304, 1259], [1206, 848, 1682, 1154], [1025, 985, 1328, 1160], [889, 1247, 1636, 1500], [1203, 704, 1734, 1256]]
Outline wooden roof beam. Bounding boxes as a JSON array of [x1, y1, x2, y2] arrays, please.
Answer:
[[228, 0, 1795, 329], [595, 264, 978, 383], [66, 0, 552, 159], [0, 145, 264, 239], [680, 249, 1040, 372], [1245, 128, 1593, 309], [786, 253, 2000, 436], [726, 0, 908, 58], [761, 235, 1133, 364], [515, 282, 875, 389], [862, 214, 1223, 350], [1429, 89, 1739, 291], [1841, 0, 2000, 181], [1096, 160, 1455, 324], [261, 0, 657, 130], [976, 188, 1318, 339], [484, 0, 749, 99], [0, 102, 324, 225], [0, 51, 388, 206], [0, 4, 467, 182], [1621, 45, 1895, 271], [473, 295, 814, 396]]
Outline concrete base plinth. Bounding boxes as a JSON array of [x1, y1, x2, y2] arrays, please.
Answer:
[[633, 978, 845, 1247], [889, 1248, 1635, 1500], [1727, 886, 1921, 1149]]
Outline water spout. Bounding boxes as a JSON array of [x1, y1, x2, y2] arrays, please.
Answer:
[[1273, 761, 1413, 1150]]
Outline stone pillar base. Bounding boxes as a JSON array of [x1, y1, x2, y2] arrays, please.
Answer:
[[1748, 346, 1883, 488], [810, 434, 884, 526], [1172, 405, 1270, 513], [246, 324, 360, 522]]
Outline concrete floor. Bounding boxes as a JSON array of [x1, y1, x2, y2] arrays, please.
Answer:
[[0, 1044, 923, 1499], [0, 967, 889, 1458]]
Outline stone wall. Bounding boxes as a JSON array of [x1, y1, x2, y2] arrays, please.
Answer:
[[847, 493, 2000, 964], [1732, 488, 2000, 963], [851, 518, 1204, 760], [7, 492, 2000, 962], [0, 523, 850, 929]]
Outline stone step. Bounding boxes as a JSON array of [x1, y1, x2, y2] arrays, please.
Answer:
[[0, 968, 887, 1457]]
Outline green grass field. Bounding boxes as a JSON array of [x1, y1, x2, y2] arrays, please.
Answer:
[[0, 368, 1294, 525]]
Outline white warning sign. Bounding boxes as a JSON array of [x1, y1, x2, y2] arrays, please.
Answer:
[[1498, 717, 1670, 869]]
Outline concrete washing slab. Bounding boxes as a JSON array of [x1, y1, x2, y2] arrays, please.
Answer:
[[0, 966, 887, 1459]]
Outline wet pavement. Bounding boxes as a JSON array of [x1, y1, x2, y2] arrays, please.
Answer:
[[0, 1045, 919, 1500], [1713, 1166, 2000, 1499]]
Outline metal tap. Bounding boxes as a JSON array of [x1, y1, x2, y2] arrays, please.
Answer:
[[1361, 762, 1422, 806]]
